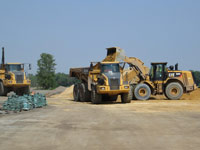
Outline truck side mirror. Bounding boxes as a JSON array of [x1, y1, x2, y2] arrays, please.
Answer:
[[21, 64, 24, 70]]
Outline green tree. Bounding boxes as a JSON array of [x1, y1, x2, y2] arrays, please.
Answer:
[[28, 74, 38, 87], [55, 73, 80, 87], [36, 53, 56, 89]]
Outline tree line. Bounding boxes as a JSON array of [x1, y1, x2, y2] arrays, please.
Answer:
[[29, 73, 79, 89], [30, 53, 200, 89], [29, 53, 79, 89]]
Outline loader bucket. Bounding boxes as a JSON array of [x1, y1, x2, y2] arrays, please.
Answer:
[[103, 47, 125, 62]]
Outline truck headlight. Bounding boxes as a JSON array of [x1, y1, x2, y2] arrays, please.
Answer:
[[100, 87, 105, 90], [124, 86, 129, 89]]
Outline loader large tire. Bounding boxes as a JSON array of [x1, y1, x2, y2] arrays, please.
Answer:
[[23, 86, 30, 95], [79, 83, 91, 102], [134, 83, 151, 100], [73, 84, 80, 101], [165, 82, 183, 100], [91, 87, 102, 104]]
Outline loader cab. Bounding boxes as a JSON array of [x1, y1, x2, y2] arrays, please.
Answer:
[[149, 62, 168, 81]]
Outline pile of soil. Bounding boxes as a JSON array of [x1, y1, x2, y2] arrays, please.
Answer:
[[182, 88, 200, 100], [51, 85, 199, 101], [46, 86, 67, 97], [51, 85, 74, 99]]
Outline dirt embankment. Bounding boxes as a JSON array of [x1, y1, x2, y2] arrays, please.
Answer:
[[53, 85, 200, 101], [181, 88, 200, 100], [50, 85, 74, 99]]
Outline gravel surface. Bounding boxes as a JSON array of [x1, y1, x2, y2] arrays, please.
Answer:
[[0, 88, 199, 150]]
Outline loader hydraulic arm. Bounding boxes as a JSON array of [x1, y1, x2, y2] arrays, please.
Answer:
[[104, 47, 149, 80]]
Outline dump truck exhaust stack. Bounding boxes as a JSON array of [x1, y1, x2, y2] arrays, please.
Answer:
[[1, 47, 5, 68]]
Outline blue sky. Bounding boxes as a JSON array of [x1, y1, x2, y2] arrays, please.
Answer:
[[0, 0, 199, 74]]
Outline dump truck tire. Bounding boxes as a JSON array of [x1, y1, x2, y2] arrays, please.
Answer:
[[165, 82, 183, 100], [130, 85, 137, 100], [79, 83, 91, 102], [134, 83, 151, 100], [121, 89, 132, 103], [24, 86, 30, 95], [91, 87, 102, 104], [0, 82, 5, 96], [73, 84, 80, 101]]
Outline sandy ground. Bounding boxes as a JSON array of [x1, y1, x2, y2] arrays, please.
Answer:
[[0, 87, 200, 150]]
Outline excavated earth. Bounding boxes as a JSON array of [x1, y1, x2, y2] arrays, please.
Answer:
[[0, 86, 200, 150]]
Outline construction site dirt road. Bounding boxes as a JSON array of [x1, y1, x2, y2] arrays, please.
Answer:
[[0, 87, 200, 150]]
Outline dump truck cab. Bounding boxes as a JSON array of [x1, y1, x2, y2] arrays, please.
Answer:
[[0, 47, 31, 96], [90, 62, 129, 95], [3, 63, 31, 86]]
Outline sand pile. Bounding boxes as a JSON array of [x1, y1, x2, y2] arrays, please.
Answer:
[[51, 85, 74, 99], [182, 88, 200, 100], [46, 86, 66, 97], [50, 85, 200, 101]]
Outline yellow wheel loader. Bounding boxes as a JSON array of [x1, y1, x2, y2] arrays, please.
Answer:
[[0, 47, 31, 96], [105, 47, 197, 100]]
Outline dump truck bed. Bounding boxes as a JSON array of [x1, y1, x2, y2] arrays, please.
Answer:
[[70, 67, 90, 82]]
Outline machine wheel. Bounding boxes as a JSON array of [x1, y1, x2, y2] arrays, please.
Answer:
[[0, 81, 5, 96], [91, 86, 102, 104], [134, 83, 151, 100], [73, 84, 80, 101], [24, 86, 30, 95], [130, 85, 137, 100], [121, 88, 132, 103], [165, 82, 183, 100], [79, 83, 91, 102]]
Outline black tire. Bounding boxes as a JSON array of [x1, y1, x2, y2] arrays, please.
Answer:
[[134, 83, 151, 100], [79, 83, 91, 102], [0, 82, 5, 96], [73, 84, 80, 101], [165, 82, 183, 100], [24, 86, 30, 95], [130, 85, 137, 100], [91, 86, 102, 104], [121, 88, 132, 103], [3, 87, 8, 96]]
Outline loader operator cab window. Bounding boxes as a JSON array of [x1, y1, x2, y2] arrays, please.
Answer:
[[101, 64, 120, 73], [150, 63, 167, 81], [6, 64, 22, 72]]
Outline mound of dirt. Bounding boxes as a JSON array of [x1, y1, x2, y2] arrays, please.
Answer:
[[182, 88, 200, 100], [46, 86, 67, 97], [50, 85, 200, 101], [51, 85, 74, 99]]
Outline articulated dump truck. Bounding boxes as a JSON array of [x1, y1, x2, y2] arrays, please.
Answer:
[[0, 47, 31, 96], [107, 47, 197, 100], [69, 48, 132, 104]]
